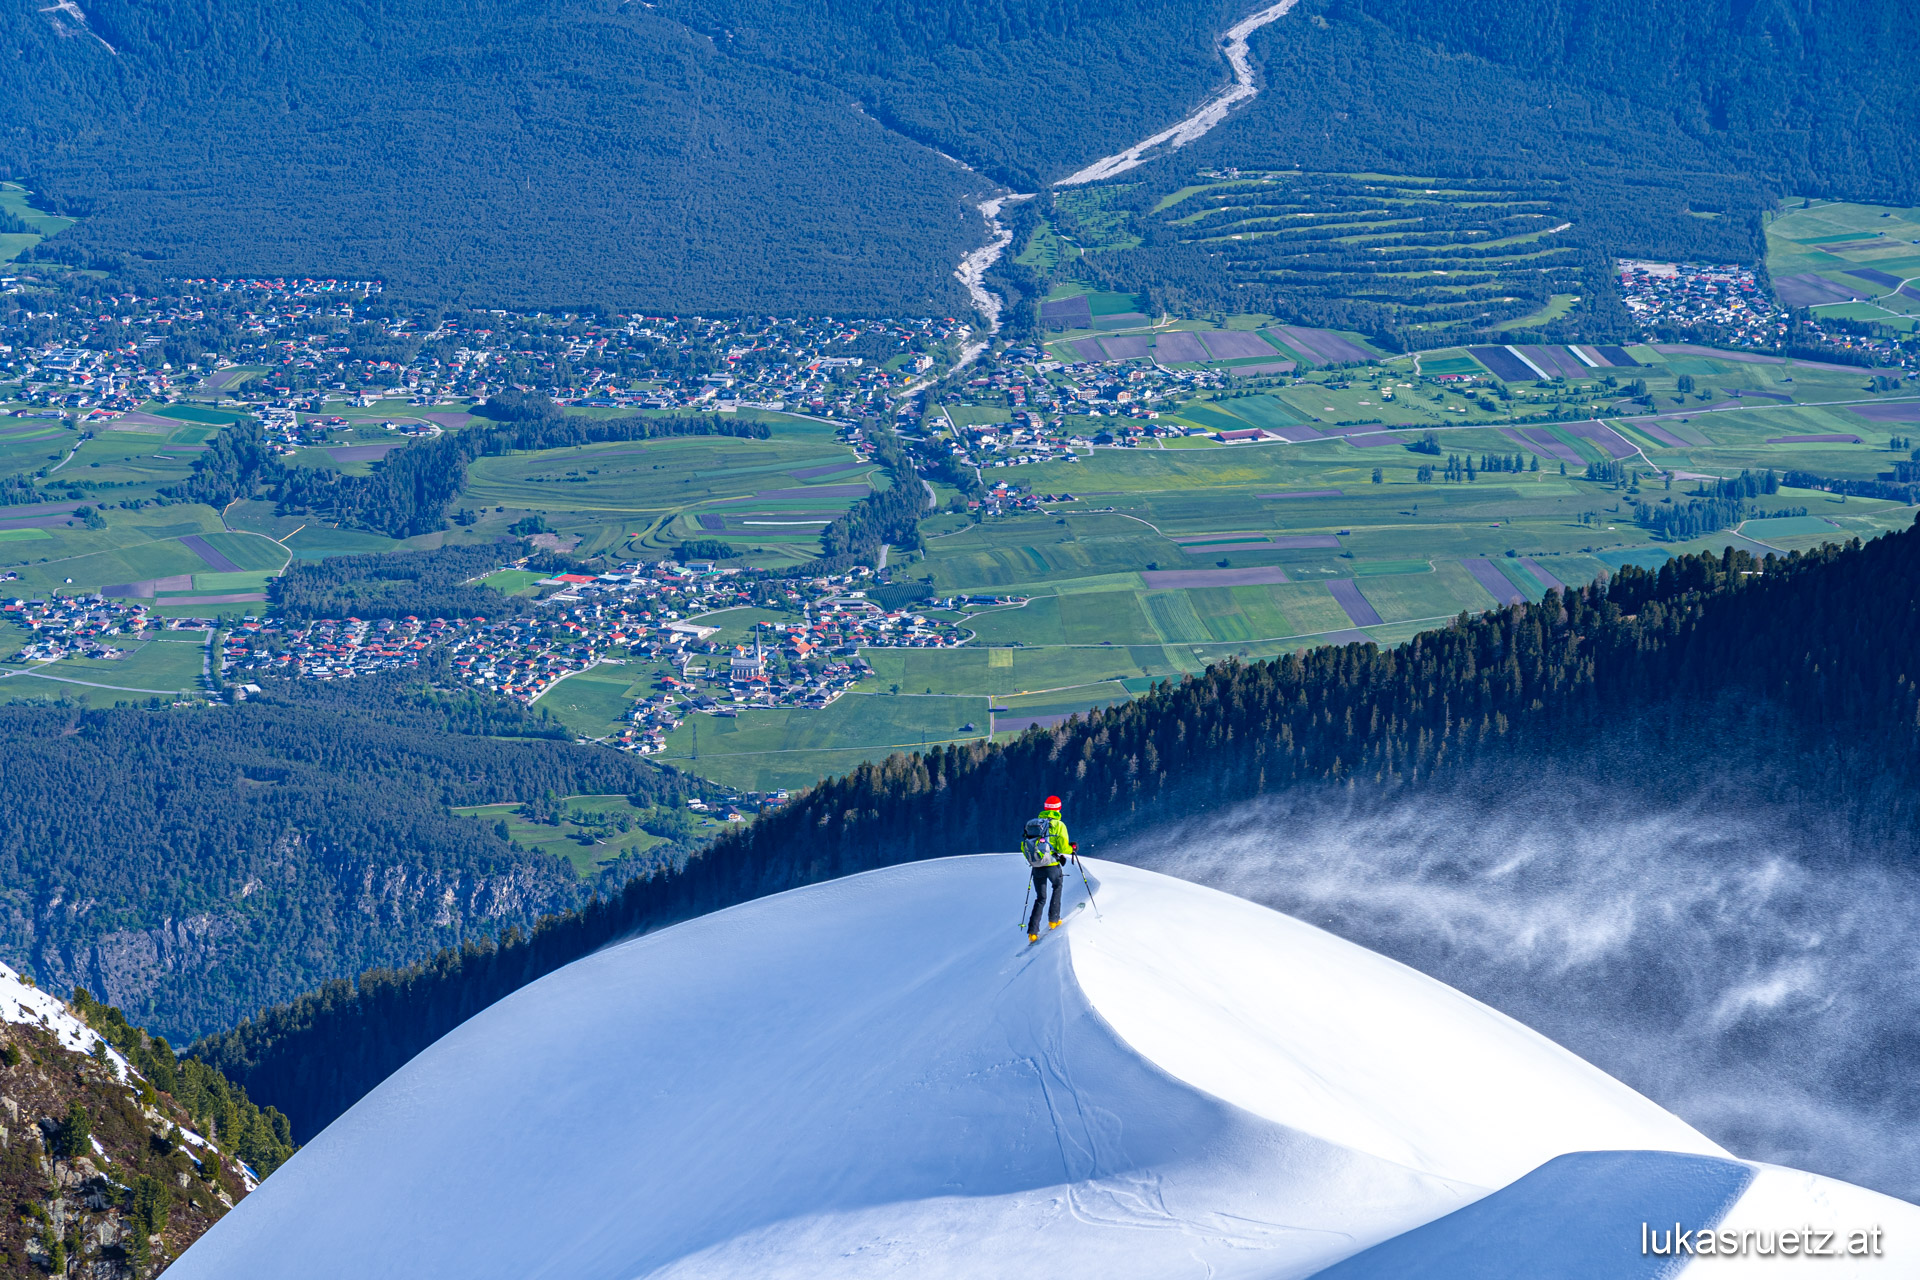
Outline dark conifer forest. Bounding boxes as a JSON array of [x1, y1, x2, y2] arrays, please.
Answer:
[[0, 668, 707, 1043], [7, 0, 1914, 309], [270, 543, 536, 622], [194, 517, 1920, 1141]]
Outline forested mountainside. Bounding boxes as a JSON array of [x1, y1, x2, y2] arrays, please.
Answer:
[[0, 971, 288, 1277], [0, 670, 709, 1046], [660, 0, 1241, 190], [1090, 0, 1918, 338], [196, 519, 1920, 1141], [1, 0, 1238, 307], [1335, 0, 1920, 203], [7, 0, 1915, 310], [3, 0, 982, 311]]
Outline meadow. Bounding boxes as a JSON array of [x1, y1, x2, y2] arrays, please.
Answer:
[[448, 794, 692, 878], [0, 183, 74, 263], [1765, 200, 1920, 329], [0, 629, 210, 703], [648, 692, 993, 793], [459, 417, 871, 566]]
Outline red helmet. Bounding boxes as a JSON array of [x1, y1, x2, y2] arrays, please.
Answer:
[[1043, 796, 1062, 811]]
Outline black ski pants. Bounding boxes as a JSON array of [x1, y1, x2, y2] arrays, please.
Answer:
[[1028, 863, 1064, 934]]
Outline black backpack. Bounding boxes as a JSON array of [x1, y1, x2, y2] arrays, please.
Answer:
[[1020, 817, 1056, 867]]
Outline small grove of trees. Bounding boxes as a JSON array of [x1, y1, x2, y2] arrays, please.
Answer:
[[271, 540, 534, 622], [674, 539, 739, 562], [816, 425, 928, 567], [166, 411, 772, 540]]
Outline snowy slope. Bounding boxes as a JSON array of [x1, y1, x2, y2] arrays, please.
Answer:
[[0, 961, 130, 1078], [166, 856, 1916, 1279]]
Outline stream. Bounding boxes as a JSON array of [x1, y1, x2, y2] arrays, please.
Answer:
[[948, 0, 1298, 338]]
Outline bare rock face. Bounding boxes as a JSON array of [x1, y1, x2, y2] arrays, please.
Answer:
[[13, 826, 582, 1043]]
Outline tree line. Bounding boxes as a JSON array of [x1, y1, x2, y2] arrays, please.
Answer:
[[168, 408, 770, 539], [271, 541, 533, 622], [193, 517, 1920, 1140], [816, 424, 929, 566], [1782, 469, 1920, 506]]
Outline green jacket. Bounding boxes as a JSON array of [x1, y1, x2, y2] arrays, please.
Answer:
[[1036, 811, 1072, 865]]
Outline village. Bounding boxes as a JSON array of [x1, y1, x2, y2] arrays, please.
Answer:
[[2, 275, 973, 423], [3, 556, 970, 754], [1615, 258, 1911, 366], [1616, 261, 1784, 344]]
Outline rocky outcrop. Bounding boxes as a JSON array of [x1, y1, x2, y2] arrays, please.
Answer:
[[0, 1004, 265, 1276], [6, 826, 583, 1043]]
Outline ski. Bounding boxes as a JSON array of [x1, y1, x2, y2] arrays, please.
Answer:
[[1023, 901, 1086, 948]]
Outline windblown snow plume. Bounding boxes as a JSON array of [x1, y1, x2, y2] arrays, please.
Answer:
[[1117, 779, 1920, 1202]]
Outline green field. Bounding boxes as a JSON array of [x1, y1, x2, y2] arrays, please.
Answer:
[[0, 183, 74, 262], [457, 420, 866, 565], [0, 631, 208, 703], [449, 794, 700, 878], [156, 405, 246, 426], [189, 570, 276, 593], [1767, 200, 1920, 324], [536, 662, 655, 739], [0, 507, 235, 595], [196, 531, 292, 571], [1497, 293, 1582, 330], [481, 569, 547, 595], [652, 693, 992, 793], [283, 525, 403, 559], [1741, 514, 1844, 539], [876, 347, 1919, 738]]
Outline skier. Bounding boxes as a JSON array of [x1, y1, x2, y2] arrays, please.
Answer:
[[1022, 796, 1076, 943]]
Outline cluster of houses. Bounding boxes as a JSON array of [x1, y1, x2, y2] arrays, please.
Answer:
[[220, 615, 460, 681], [252, 409, 443, 455], [1, 595, 169, 661], [204, 561, 965, 751], [5, 340, 184, 417], [946, 355, 1229, 425], [1616, 261, 1782, 343], [618, 629, 877, 755], [1617, 259, 1914, 366], [3, 272, 979, 425]]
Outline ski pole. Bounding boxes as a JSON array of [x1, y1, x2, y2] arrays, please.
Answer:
[[1075, 848, 1101, 920], [1020, 873, 1032, 931]]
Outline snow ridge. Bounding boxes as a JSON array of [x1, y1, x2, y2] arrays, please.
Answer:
[[165, 856, 1920, 1279], [0, 961, 129, 1079]]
